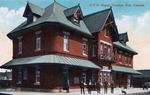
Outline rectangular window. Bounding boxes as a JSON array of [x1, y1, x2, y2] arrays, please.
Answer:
[[34, 65, 40, 85], [17, 67, 22, 84], [107, 46, 111, 60], [82, 72, 86, 83], [23, 68, 27, 80], [63, 32, 70, 52], [100, 72, 103, 84], [35, 31, 41, 51], [92, 70, 96, 83], [125, 56, 128, 64], [114, 48, 117, 61], [104, 29, 109, 37], [100, 43, 104, 59], [119, 54, 122, 64], [18, 36, 23, 54], [107, 73, 110, 84], [104, 72, 107, 82], [92, 41, 97, 57], [82, 38, 88, 56]]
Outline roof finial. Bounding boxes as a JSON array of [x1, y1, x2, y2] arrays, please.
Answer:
[[110, 6, 112, 9], [27, 0, 29, 3], [78, 3, 80, 6]]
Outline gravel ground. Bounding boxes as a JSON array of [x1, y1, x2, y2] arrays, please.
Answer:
[[0, 88, 150, 95]]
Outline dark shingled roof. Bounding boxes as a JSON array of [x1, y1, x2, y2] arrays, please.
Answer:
[[83, 8, 111, 33], [119, 32, 129, 42], [23, 2, 44, 17], [64, 5, 79, 17], [8, 2, 91, 38], [113, 41, 137, 54]]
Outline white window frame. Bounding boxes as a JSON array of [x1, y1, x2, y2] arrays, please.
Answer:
[[18, 36, 23, 54], [63, 32, 70, 52], [82, 38, 88, 56], [34, 65, 40, 85], [35, 31, 41, 51]]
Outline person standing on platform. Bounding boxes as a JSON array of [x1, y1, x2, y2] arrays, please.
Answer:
[[103, 81, 108, 94], [80, 79, 85, 94], [96, 81, 101, 93], [88, 80, 92, 94], [111, 82, 114, 94]]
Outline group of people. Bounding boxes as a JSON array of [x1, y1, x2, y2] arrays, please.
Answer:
[[80, 79, 114, 94]]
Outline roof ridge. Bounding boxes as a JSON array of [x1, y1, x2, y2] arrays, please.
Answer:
[[84, 7, 111, 18], [27, 2, 43, 9], [64, 4, 79, 11], [45, 1, 67, 9]]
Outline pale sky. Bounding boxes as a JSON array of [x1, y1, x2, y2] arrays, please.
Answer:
[[0, 0, 150, 72]]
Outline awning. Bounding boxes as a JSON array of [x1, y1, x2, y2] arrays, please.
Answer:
[[1, 55, 100, 69], [112, 66, 142, 75]]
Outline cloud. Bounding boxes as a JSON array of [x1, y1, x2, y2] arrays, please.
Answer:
[[0, 7, 25, 72], [116, 11, 150, 70]]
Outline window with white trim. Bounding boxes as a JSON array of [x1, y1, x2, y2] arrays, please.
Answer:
[[18, 36, 23, 54], [35, 31, 41, 51], [34, 65, 40, 85], [17, 67, 22, 84], [63, 32, 70, 52], [23, 68, 27, 80], [82, 38, 88, 56]]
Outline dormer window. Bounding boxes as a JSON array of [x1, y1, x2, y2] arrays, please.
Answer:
[[33, 16, 38, 22], [73, 9, 81, 23]]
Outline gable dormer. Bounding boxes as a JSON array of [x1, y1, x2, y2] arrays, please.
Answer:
[[23, 2, 44, 24], [119, 32, 129, 45], [64, 4, 83, 25]]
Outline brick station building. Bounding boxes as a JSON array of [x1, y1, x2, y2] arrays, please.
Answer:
[[1, 1, 141, 91]]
